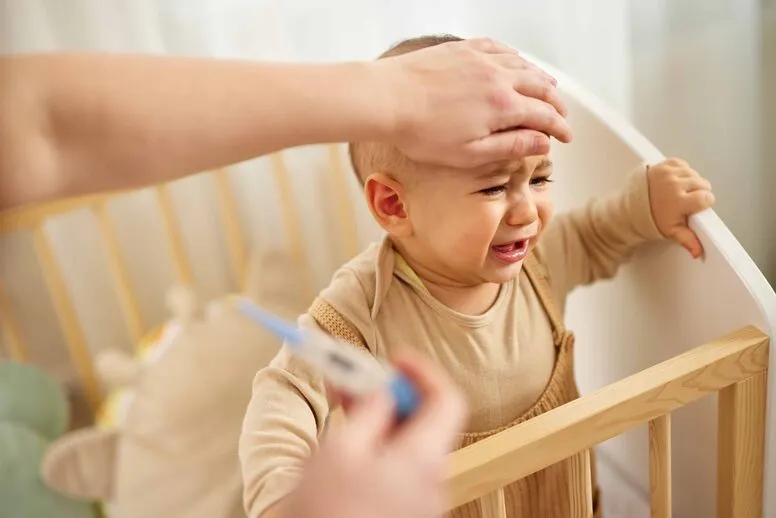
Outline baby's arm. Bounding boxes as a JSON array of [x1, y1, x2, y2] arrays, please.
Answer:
[[537, 159, 714, 305], [239, 313, 335, 518]]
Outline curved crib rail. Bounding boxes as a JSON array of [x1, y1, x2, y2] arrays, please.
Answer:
[[0, 145, 360, 411], [450, 326, 769, 518]]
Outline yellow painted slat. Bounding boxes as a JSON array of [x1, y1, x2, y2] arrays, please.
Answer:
[[214, 169, 248, 290], [0, 188, 134, 234], [92, 201, 145, 344], [33, 225, 102, 411], [155, 185, 193, 287], [0, 279, 28, 361], [270, 153, 313, 296], [326, 144, 360, 260]]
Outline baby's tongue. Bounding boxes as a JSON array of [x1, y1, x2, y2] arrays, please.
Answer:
[[492, 242, 516, 252]]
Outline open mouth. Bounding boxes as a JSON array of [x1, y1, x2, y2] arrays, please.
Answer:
[[491, 239, 530, 264]]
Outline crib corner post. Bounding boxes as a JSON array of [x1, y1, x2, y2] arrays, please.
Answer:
[[716, 368, 768, 518]]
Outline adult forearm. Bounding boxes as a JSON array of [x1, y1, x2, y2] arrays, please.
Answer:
[[0, 54, 391, 209], [1, 39, 573, 210]]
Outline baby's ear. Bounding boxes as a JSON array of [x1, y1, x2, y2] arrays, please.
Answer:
[[363, 173, 411, 237], [41, 427, 118, 500]]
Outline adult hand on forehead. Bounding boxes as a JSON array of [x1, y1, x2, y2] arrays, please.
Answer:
[[378, 37, 572, 169]]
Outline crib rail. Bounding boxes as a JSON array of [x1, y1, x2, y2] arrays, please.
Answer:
[[447, 325, 770, 518], [0, 146, 360, 412]]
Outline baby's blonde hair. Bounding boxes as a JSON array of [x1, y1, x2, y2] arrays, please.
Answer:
[[348, 34, 464, 185]]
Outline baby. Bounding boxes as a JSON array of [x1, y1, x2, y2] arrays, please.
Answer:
[[239, 34, 715, 518]]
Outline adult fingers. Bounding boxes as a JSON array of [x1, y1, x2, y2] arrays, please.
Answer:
[[493, 54, 558, 86], [464, 37, 520, 56], [512, 72, 567, 117], [328, 386, 355, 414], [340, 389, 397, 456], [466, 129, 551, 164], [389, 350, 468, 458], [497, 95, 572, 143]]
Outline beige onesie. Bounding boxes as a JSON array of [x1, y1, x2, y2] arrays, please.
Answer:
[[239, 164, 664, 518]]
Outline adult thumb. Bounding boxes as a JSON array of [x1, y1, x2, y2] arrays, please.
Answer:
[[469, 129, 550, 163], [672, 227, 704, 259], [341, 390, 396, 452]]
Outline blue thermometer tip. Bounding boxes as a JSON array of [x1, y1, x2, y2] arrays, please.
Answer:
[[389, 373, 421, 420], [236, 297, 421, 421], [235, 298, 303, 345]]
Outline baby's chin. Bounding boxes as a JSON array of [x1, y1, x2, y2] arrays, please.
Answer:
[[478, 260, 526, 285]]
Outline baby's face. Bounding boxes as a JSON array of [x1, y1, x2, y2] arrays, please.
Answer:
[[392, 155, 555, 286]]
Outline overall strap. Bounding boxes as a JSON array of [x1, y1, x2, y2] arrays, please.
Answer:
[[523, 251, 566, 338], [308, 297, 369, 430], [308, 297, 368, 350]]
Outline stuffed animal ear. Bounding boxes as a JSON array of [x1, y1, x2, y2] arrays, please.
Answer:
[[95, 349, 142, 388], [41, 427, 118, 501], [165, 284, 203, 323]]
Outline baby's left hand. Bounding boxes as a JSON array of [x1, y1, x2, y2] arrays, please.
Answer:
[[647, 157, 715, 259]]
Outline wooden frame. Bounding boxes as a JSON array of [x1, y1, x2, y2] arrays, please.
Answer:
[[447, 326, 769, 518]]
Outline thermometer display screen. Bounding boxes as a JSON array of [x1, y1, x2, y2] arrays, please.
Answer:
[[327, 352, 354, 372]]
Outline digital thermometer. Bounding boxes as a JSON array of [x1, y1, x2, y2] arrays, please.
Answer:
[[234, 297, 420, 420]]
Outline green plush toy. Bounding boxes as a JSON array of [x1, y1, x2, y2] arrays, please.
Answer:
[[0, 360, 100, 518]]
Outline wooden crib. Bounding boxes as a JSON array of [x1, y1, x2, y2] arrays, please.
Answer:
[[1, 59, 774, 518]]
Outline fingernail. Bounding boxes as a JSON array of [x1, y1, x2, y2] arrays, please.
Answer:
[[550, 76, 558, 86]]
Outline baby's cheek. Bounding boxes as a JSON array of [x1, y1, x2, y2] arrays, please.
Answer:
[[450, 224, 495, 258], [537, 200, 554, 229]]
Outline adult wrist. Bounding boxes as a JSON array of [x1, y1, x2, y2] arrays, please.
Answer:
[[361, 58, 409, 145]]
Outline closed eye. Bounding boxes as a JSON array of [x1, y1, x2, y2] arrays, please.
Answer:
[[530, 175, 553, 187], [478, 184, 508, 196]]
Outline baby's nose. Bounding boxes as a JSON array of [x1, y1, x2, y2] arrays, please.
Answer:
[[506, 200, 538, 226]]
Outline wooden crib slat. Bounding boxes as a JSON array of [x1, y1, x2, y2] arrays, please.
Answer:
[[214, 169, 248, 290], [33, 225, 102, 411], [478, 487, 506, 518], [155, 185, 193, 286], [0, 279, 28, 361], [93, 202, 145, 343], [649, 414, 672, 518], [567, 449, 593, 518], [327, 144, 360, 261], [446, 326, 768, 511], [717, 370, 767, 518], [270, 153, 313, 296]]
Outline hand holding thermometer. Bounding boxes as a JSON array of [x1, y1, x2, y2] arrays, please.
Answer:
[[235, 297, 421, 421]]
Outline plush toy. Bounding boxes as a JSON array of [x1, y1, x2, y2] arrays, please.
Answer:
[[41, 250, 310, 518], [0, 361, 100, 518]]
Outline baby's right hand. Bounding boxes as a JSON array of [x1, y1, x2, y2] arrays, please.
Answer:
[[284, 351, 468, 518], [647, 157, 715, 259]]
